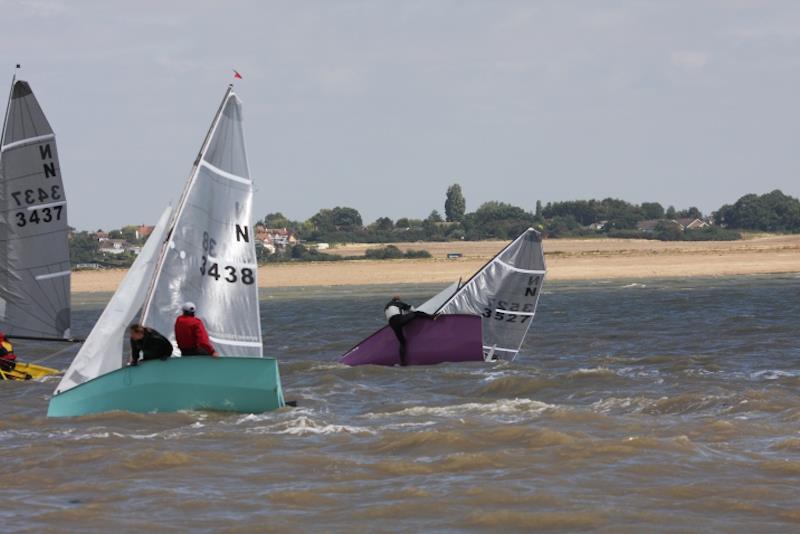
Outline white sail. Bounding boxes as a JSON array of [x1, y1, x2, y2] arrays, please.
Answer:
[[0, 79, 70, 338], [436, 228, 546, 360], [55, 207, 172, 394], [140, 87, 262, 357], [416, 280, 460, 315]]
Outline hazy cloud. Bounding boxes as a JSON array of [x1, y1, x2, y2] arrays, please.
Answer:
[[1, 1, 798, 229]]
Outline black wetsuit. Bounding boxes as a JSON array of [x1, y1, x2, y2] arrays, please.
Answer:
[[130, 328, 174, 365], [384, 299, 433, 365]]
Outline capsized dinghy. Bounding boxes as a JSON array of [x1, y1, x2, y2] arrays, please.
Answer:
[[0, 71, 72, 380], [48, 85, 285, 416], [340, 228, 546, 366]]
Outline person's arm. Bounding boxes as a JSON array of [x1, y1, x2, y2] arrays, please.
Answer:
[[129, 338, 139, 365], [195, 321, 218, 357]]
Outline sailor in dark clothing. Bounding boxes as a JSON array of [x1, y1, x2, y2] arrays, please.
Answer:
[[128, 324, 174, 366], [384, 296, 435, 365]]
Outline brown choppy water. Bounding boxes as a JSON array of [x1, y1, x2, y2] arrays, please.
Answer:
[[2, 275, 800, 532]]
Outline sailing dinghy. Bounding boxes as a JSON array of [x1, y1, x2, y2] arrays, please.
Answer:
[[340, 228, 546, 366], [48, 86, 285, 416], [0, 75, 70, 380]]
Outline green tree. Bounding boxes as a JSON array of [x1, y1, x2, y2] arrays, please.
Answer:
[[714, 190, 800, 231], [640, 202, 665, 220], [373, 217, 394, 231], [395, 217, 410, 229], [677, 206, 703, 219], [444, 183, 466, 222], [535, 200, 542, 218], [427, 209, 443, 222], [263, 212, 291, 228], [331, 206, 363, 229], [69, 231, 100, 265], [666, 205, 677, 219]]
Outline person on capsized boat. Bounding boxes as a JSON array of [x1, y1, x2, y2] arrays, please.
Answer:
[[0, 332, 17, 372], [384, 296, 435, 365], [128, 324, 173, 366], [174, 302, 218, 357]]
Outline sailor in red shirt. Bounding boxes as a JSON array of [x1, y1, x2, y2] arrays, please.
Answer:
[[174, 302, 219, 357]]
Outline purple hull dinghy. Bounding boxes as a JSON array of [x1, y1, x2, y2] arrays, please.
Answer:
[[340, 314, 484, 366]]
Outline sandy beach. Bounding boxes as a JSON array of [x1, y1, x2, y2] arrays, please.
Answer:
[[71, 235, 800, 292]]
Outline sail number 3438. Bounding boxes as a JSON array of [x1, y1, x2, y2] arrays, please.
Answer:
[[199, 232, 254, 284], [199, 256, 255, 285]]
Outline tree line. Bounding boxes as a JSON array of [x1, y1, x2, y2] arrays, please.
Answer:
[[69, 187, 800, 267], [259, 186, 800, 245]]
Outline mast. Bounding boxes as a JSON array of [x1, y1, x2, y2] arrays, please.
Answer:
[[0, 66, 18, 145], [140, 85, 234, 325]]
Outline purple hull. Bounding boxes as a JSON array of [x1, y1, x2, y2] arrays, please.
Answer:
[[340, 314, 484, 366]]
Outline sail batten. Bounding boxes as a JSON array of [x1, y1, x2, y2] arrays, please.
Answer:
[[0, 79, 70, 339]]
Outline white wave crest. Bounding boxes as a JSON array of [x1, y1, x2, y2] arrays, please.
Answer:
[[364, 398, 555, 419]]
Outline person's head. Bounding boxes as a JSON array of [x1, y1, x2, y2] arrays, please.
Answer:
[[182, 302, 196, 316], [392, 295, 401, 301], [0, 331, 6, 341], [129, 324, 146, 341]]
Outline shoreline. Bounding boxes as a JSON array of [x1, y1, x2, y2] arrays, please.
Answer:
[[71, 235, 800, 293]]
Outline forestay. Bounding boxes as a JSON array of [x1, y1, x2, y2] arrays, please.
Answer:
[[0, 80, 70, 338], [141, 88, 262, 357], [435, 228, 546, 360], [55, 208, 172, 394]]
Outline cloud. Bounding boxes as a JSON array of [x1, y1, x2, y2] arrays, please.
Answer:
[[670, 50, 710, 71]]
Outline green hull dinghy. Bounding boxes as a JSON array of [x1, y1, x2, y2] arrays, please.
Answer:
[[48, 357, 284, 417]]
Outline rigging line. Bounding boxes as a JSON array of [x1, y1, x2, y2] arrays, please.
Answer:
[[24, 342, 79, 365]]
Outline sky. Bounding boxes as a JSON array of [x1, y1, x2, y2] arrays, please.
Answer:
[[1, 0, 799, 230]]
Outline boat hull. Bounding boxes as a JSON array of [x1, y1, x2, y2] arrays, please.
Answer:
[[340, 314, 484, 366], [0, 361, 60, 381], [47, 357, 284, 417]]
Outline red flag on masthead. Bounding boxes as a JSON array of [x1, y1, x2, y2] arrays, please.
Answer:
[[233, 70, 243, 79]]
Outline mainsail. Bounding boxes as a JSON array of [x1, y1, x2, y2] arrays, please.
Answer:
[[55, 207, 172, 394], [140, 87, 262, 357], [0, 79, 70, 338], [434, 228, 546, 360]]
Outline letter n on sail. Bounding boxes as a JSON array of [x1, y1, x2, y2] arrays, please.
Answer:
[[236, 224, 249, 243]]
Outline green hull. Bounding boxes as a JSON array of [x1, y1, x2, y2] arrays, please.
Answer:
[[47, 357, 285, 417]]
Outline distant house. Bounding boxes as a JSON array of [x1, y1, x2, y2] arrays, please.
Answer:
[[588, 220, 608, 231], [676, 218, 709, 230], [135, 224, 155, 240], [253, 224, 297, 250], [636, 219, 662, 233], [98, 239, 140, 255], [266, 228, 297, 248], [99, 239, 128, 255], [638, 218, 708, 233], [637, 219, 684, 233], [75, 263, 103, 270], [95, 230, 109, 242]]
